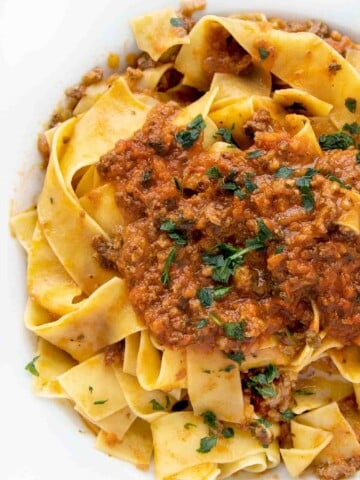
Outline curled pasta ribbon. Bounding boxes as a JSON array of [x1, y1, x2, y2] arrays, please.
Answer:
[[151, 411, 280, 480]]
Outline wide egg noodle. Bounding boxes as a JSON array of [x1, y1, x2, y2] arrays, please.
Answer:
[[151, 411, 280, 480], [33, 338, 76, 398], [27, 277, 144, 362], [175, 15, 360, 125], [329, 345, 360, 383], [280, 421, 333, 477], [37, 78, 151, 295], [95, 418, 153, 467], [296, 402, 360, 465], [58, 352, 128, 422], [186, 346, 244, 423], [10, 208, 37, 253], [273, 88, 333, 116], [131, 8, 190, 62], [166, 463, 221, 480]]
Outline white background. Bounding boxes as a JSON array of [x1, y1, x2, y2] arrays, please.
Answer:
[[1, 0, 359, 479]]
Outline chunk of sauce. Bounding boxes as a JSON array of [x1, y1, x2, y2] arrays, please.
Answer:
[[96, 103, 360, 352]]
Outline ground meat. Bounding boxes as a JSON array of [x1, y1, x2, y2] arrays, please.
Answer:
[[244, 109, 278, 138], [315, 456, 360, 480], [82, 67, 103, 86], [92, 235, 121, 271], [95, 103, 360, 351], [103, 342, 124, 366]]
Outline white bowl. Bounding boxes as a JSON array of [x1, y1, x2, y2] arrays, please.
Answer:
[[1, 0, 360, 479]]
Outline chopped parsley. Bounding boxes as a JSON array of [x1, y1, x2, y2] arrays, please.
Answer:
[[295, 168, 319, 212], [141, 169, 152, 183], [161, 247, 176, 286], [275, 245, 285, 254], [295, 389, 314, 396], [248, 364, 280, 399], [281, 410, 295, 421], [223, 427, 234, 438], [219, 364, 236, 372], [327, 175, 352, 189], [223, 320, 247, 341], [343, 122, 360, 134], [93, 399, 108, 405], [246, 150, 263, 159], [244, 173, 257, 193], [319, 132, 355, 150], [202, 219, 272, 283], [209, 313, 223, 326], [207, 166, 223, 179], [150, 399, 165, 411], [175, 114, 206, 149], [170, 17, 186, 28], [215, 125, 235, 144], [258, 47, 270, 62], [345, 97, 357, 113], [160, 220, 187, 245], [201, 411, 217, 429], [225, 351, 245, 363], [88, 385, 93, 394], [197, 286, 232, 307], [254, 418, 272, 428], [173, 177, 183, 193], [356, 152, 360, 164], [274, 166, 295, 178], [196, 318, 209, 329], [25, 356, 40, 376], [197, 436, 217, 453]]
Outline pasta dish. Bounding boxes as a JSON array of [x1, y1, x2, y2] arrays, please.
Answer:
[[11, 2, 360, 479]]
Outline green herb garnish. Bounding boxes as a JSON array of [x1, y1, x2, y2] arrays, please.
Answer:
[[150, 399, 165, 411], [142, 169, 152, 183], [327, 175, 352, 189], [343, 122, 360, 134], [223, 320, 247, 341], [174, 177, 183, 193], [246, 150, 264, 159], [254, 418, 272, 428], [207, 166, 223, 179], [319, 132, 354, 150], [274, 166, 295, 178], [275, 245, 285, 254], [281, 410, 295, 421], [197, 436, 217, 453], [248, 364, 279, 399], [356, 152, 360, 164], [244, 173, 257, 193], [219, 364, 236, 372], [88, 385, 93, 394], [196, 318, 209, 329], [160, 220, 187, 245], [197, 287, 214, 307], [345, 97, 357, 113], [201, 411, 217, 429], [295, 389, 314, 396], [258, 47, 270, 62], [223, 427, 235, 438], [295, 168, 319, 211], [175, 114, 206, 149], [94, 399, 108, 405], [161, 247, 176, 286], [215, 125, 235, 144], [184, 422, 196, 429], [225, 351, 245, 363], [25, 356, 40, 376], [170, 17, 186, 28]]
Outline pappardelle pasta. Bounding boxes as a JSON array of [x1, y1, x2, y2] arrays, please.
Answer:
[[11, 3, 360, 480]]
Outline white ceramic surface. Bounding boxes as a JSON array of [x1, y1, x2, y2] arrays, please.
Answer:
[[1, 0, 360, 479]]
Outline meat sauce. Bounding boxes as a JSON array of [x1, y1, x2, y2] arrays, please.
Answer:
[[96, 104, 360, 353]]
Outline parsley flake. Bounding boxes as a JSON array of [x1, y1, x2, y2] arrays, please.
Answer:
[[25, 356, 40, 377], [319, 132, 355, 150], [275, 245, 285, 254], [219, 364, 236, 372], [223, 427, 235, 438], [223, 320, 247, 341], [281, 410, 296, 421], [197, 436, 217, 453], [196, 318, 209, 329], [207, 166, 223, 179], [295, 168, 319, 211], [244, 173, 257, 193], [88, 385, 93, 394], [215, 125, 235, 144], [343, 122, 360, 134], [295, 389, 314, 396], [170, 17, 186, 28], [173, 177, 183, 193], [160, 220, 187, 245], [225, 351, 245, 363], [255, 418, 272, 428], [175, 114, 206, 149], [248, 364, 279, 399], [327, 175, 352, 189], [274, 166, 295, 178], [161, 247, 176, 286], [150, 399, 165, 411], [258, 47, 270, 62], [345, 97, 357, 113], [246, 150, 263, 159], [184, 422, 196, 429], [201, 411, 217, 429], [356, 152, 360, 164], [94, 399, 108, 405], [142, 169, 152, 183], [197, 287, 214, 307]]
